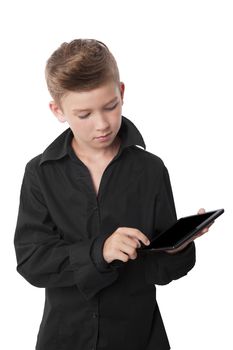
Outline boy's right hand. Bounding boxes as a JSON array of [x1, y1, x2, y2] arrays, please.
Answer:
[[103, 227, 150, 264]]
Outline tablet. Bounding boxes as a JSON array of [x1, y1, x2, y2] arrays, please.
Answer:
[[140, 209, 224, 252]]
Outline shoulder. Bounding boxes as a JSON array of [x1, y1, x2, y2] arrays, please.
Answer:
[[24, 154, 43, 175], [24, 128, 71, 173], [130, 145, 166, 172], [128, 146, 173, 190]]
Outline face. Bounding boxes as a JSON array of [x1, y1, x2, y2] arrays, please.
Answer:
[[50, 81, 125, 153]]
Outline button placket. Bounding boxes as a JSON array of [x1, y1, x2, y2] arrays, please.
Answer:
[[91, 297, 100, 349]]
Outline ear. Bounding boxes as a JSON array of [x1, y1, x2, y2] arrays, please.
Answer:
[[49, 101, 67, 123], [119, 82, 125, 105]]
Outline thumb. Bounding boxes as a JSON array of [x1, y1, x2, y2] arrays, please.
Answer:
[[198, 208, 205, 215]]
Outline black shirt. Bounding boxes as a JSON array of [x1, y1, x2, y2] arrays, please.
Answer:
[[14, 115, 196, 350]]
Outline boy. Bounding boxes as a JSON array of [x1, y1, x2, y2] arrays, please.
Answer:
[[14, 38, 210, 350]]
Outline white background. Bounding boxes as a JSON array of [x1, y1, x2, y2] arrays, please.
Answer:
[[1, 0, 232, 349]]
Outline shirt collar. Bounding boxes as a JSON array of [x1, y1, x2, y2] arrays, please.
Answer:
[[39, 115, 146, 166]]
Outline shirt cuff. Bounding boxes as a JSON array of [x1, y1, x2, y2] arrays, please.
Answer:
[[69, 236, 119, 300], [90, 233, 112, 272]]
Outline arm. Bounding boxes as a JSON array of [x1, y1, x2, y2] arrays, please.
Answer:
[[14, 163, 119, 301], [142, 164, 196, 285]]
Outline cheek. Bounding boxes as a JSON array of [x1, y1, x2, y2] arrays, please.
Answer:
[[70, 119, 92, 137], [113, 107, 123, 129], [111, 104, 122, 119]]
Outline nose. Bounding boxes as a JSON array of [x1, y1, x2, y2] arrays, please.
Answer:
[[95, 113, 110, 131]]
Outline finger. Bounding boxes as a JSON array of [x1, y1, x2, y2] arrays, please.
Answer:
[[197, 231, 207, 237], [134, 238, 142, 248], [198, 208, 206, 215], [122, 236, 140, 249], [120, 243, 137, 259], [207, 221, 214, 228], [114, 251, 130, 263], [195, 228, 208, 238], [200, 221, 214, 234], [165, 241, 189, 254], [123, 228, 150, 246], [201, 228, 209, 234], [136, 231, 150, 246]]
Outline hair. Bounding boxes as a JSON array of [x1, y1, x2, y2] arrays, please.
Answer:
[[45, 38, 120, 109]]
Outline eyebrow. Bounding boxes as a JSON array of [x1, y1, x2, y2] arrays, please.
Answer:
[[72, 97, 119, 113]]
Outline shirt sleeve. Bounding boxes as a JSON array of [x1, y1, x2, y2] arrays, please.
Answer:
[[13, 163, 120, 301], [90, 233, 114, 272], [142, 164, 196, 285]]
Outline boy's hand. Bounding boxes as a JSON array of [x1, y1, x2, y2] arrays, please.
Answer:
[[164, 208, 214, 254], [103, 227, 150, 264]]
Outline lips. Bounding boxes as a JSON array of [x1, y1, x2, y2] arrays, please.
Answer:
[[95, 132, 111, 139]]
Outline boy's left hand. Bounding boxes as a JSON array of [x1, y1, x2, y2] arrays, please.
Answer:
[[164, 208, 214, 254]]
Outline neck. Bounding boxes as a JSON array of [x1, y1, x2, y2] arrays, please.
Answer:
[[71, 135, 121, 162]]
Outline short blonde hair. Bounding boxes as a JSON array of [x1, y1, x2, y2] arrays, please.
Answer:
[[45, 38, 120, 108]]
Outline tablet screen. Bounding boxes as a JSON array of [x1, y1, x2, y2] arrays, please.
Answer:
[[142, 209, 224, 251]]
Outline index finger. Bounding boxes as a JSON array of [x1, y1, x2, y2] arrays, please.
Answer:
[[122, 227, 150, 246]]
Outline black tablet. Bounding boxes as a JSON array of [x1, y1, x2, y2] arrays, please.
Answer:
[[140, 209, 224, 252]]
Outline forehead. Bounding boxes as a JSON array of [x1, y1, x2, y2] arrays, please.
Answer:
[[61, 81, 120, 111]]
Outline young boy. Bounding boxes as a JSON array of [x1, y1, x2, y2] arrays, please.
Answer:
[[14, 39, 210, 350]]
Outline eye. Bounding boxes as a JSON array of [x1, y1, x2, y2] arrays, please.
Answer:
[[78, 113, 90, 119], [105, 102, 119, 111], [78, 102, 119, 119]]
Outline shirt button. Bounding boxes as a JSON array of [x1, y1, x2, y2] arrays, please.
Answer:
[[92, 312, 98, 318]]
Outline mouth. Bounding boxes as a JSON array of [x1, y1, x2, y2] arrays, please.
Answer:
[[95, 132, 111, 139]]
